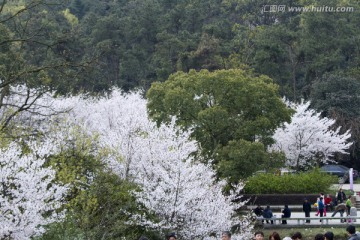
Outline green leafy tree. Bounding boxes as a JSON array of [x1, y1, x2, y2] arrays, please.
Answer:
[[147, 69, 291, 179], [38, 172, 146, 240], [217, 139, 285, 180]]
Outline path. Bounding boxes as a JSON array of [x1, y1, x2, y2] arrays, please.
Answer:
[[269, 211, 358, 225], [333, 183, 360, 192]]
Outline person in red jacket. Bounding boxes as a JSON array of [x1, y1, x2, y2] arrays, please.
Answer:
[[324, 194, 334, 211]]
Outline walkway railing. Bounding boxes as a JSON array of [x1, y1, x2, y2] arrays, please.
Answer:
[[256, 216, 359, 228]]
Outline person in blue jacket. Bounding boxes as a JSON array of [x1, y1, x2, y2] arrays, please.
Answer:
[[318, 197, 325, 222], [263, 205, 274, 224], [281, 204, 291, 224]]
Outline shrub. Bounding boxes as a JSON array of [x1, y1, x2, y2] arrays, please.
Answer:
[[243, 168, 337, 194]]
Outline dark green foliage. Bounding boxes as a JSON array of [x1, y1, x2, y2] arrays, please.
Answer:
[[310, 72, 360, 170], [37, 172, 149, 240], [3, 0, 360, 99], [34, 215, 86, 240], [310, 73, 360, 118], [69, 0, 86, 19], [147, 69, 291, 166], [147, 68, 291, 181], [244, 169, 337, 194], [217, 140, 285, 180]]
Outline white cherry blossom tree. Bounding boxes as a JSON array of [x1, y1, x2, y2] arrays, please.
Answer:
[[3, 88, 253, 239], [128, 120, 252, 239], [53, 89, 253, 239], [0, 140, 68, 240], [270, 100, 352, 170]]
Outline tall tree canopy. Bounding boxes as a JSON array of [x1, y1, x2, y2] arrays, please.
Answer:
[[147, 69, 292, 179]]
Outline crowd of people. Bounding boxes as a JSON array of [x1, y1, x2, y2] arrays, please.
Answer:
[[254, 230, 331, 240], [139, 189, 357, 240], [252, 226, 359, 240], [253, 188, 356, 225], [154, 230, 360, 240], [307, 189, 355, 222], [139, 225, 360, 240]]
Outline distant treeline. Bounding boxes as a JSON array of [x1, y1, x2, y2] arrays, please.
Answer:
[[2, 0, 360, 165]]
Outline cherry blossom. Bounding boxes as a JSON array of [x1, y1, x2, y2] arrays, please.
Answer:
[[0, 140, 68, 240], [270, 100, 352, 169]]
